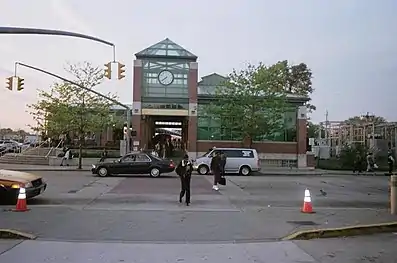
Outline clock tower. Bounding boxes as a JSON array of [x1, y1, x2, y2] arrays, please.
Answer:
[[131, 38, 198, 156]]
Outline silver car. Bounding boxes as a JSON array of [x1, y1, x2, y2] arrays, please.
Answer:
[[193, 148, 260, 176]]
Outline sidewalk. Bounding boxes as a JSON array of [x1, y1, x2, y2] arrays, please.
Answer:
[[0, 163, 92, 171], [0, 240, 316, 263]]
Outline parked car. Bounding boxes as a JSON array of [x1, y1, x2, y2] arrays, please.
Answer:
[[0, 140, 22, 152], [91, 152, 175, 177], [0, 169, 47, 202], [193, 148, 261, 176]]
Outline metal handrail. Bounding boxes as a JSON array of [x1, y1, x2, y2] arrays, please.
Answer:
[[45, 139, 64, 158]]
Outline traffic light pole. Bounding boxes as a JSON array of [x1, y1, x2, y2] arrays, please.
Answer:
[[1, 26, 130, 152], [15, 62, 132, 153], [0, 27, 117, 61]]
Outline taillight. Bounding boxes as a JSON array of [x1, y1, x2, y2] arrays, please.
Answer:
[[257, 159, 260, 167], [169, 162, 175, 168]]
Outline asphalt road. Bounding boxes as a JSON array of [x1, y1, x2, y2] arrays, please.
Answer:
[[0, 171, 395, 244]]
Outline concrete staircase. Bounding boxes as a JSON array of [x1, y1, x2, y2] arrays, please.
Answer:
[[0, 147, 59, 165], [0, 153, 49, 165]]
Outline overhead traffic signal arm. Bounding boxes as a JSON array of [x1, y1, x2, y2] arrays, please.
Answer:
[[118, 62, 125, 80], [5, 76, 13, 90], [104, 62, 112, 79]]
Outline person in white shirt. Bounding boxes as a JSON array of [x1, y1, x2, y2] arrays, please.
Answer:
[[60, 148, 70, 166]]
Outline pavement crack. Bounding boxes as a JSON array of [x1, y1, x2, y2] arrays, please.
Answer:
[[0, 240, 23, 256]]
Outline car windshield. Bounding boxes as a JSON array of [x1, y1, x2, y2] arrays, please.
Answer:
[[201, 150, 212, 157]]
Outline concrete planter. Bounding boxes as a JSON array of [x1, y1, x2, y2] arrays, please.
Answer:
[[48, 157, 118, 166]]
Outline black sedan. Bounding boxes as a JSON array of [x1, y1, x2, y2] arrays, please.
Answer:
[[91, 152, 175, 177]]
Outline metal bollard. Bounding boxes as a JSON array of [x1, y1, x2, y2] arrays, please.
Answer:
[[391, 175, 397, 215]]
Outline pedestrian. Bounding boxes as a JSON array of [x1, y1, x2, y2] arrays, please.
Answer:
[[60, 147, 71, 166], [220, 151, 227, 176], [366, 152, 376, 174], [353, 151, 363, 174], [176, 154, 193, 206], [388, 151, 395, 175], [99, 148, 108, 163], [211, 151, 221, 191]]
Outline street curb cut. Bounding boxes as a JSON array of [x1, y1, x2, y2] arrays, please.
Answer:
[[282, 222, 397, 241], [0, 229, 37, 240]]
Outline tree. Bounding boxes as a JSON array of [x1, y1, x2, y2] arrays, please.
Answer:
[[203, 62, 290, 147], [307, 121, 319, 138], [343, 115, 387, 125], [28, 61, 120, 168], [278, 60, 315, 113]]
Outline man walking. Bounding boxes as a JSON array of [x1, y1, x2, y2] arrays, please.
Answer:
[[388, 151, 395, 175], [211, 151, 221, 191], [176, 154, 193, 206], [220, 151, 227, 176], [60, 148, 71, 166]]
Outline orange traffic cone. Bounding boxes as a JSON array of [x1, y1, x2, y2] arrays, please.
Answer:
[[301, 188, 315, 213], [13, 187, 29, 212]]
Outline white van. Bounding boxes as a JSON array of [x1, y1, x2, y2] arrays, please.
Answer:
[[193, 148, 260, 176]]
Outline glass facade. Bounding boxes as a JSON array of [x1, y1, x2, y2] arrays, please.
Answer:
[[197, 105, 298, 142], [142, 60, 189, 98]]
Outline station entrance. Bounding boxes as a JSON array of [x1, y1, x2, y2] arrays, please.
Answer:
[[140, 115, 188, 158]]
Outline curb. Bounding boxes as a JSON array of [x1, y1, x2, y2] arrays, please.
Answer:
[[2, 168, 90, 172], [282, 222, 397, 241], [0, 229, 37, 240], [256, 173, 324, 176]]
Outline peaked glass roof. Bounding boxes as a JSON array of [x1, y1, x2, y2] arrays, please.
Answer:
[[135, 38, 197, 59]]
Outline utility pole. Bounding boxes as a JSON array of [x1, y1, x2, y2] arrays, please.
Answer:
[[325, 110, 329, 146]]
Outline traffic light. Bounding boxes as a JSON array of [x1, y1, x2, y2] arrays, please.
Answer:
[[5, 76, 13, 91], [104, 62, 112, 79], [117, 62, 125, 80], [17, 77, 24, 91]]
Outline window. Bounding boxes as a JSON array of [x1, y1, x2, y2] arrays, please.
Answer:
[[122, 155, 135, 162], [136, 154, 151, 162], [222, 150, 253, 158]]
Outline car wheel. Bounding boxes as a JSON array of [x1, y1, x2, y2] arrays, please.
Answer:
[[98, 167, 108, 177], [198, 165, 209, 175], [150, 167, 160, 178], [239, 166, 251, 176]]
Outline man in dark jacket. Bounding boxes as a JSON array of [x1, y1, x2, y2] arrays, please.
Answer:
[[176, 154, 193, 206], [388, 151, 395, 175], [211, 151, 221, 191], [219, 151, 227, 177]]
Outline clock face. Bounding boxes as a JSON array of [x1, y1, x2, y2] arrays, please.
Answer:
[[158, 70, 174, 86]]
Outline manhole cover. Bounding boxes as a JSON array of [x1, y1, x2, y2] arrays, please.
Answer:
[[287, 221, 318, 226]]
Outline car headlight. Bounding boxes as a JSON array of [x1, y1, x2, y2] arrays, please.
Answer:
[[92, 164, 96, 169], [24, 182, 33, 188]]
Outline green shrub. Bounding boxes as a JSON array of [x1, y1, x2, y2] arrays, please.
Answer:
[[317, 143, 389, 171]]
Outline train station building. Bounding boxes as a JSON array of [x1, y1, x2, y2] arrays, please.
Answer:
[[108, 38, 313, 168]]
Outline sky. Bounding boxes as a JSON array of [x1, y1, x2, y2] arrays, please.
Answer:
[[0, 0, 396, 130]]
